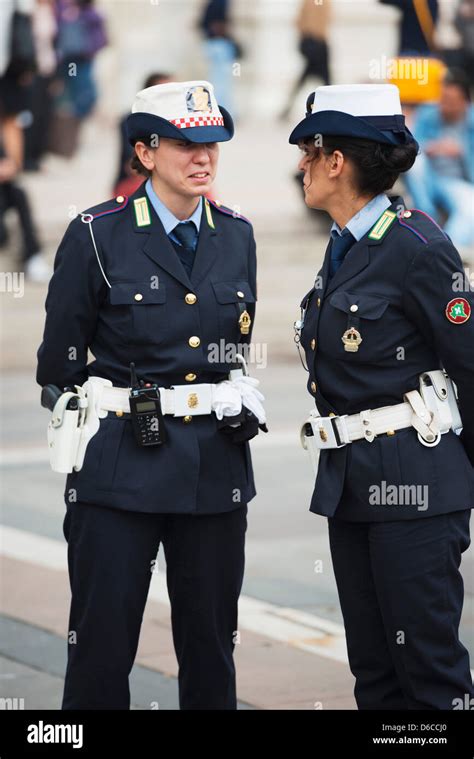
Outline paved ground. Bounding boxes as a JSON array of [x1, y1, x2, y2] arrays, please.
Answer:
[[0, 109, 472, 710]]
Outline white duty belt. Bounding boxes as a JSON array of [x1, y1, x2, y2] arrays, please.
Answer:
[[95, 373, 265, 422], [301, 370, 462, 472], [46, 364, 266, 474], [100, 383, 211, 415]]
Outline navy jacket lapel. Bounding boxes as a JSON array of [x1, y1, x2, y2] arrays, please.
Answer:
[[129, 185, 193, 289], [190, 203, 219, 288], [319, 238, 332, 299], [324, 240, 370, 297], [323, 197, 402, 297]]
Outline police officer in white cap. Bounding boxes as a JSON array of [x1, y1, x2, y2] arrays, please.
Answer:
[[37, 80, 264, 710], [291, 84, 474, 709]]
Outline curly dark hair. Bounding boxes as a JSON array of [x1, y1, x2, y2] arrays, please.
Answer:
[[303, 135, 418, 196]]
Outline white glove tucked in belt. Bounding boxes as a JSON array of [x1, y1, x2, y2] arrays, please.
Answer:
[[212, 376, 266, 424]]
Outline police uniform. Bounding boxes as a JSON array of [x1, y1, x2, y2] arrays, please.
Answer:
[[290, 84, 474, 709], [36, 81, 259, 710]]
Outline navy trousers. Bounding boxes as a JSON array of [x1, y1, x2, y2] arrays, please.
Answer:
[[328, 509, 473, 710], [61, 501, 247, 710]]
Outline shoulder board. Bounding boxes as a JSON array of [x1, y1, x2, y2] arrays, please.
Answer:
[[396, 208, 449, 245], [205, 198, 252, 228], [367, 209, 397, 241], [81, 194, 129, 221]]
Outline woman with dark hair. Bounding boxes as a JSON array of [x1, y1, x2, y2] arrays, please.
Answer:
[[290, 84, 474, 709]]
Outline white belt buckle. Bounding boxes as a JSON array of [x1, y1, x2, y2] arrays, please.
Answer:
[[171, 384, 212, 416], [311, 414, 349, 449]]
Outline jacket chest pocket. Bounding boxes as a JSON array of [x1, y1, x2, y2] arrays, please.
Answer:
[[211, 280, 256, 342], [327, 291, 390, 361], [108, 281, 167, 346]]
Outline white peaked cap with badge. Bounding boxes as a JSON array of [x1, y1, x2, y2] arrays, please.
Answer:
[[126, 80, 234, 145], [289, 83, 418, 148]]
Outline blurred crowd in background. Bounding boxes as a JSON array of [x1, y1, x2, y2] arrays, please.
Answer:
[[0, 0, 473, 283]]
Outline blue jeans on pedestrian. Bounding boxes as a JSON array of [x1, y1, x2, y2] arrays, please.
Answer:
[[405, 153, 474, 248], [204, 38, 236, 116]]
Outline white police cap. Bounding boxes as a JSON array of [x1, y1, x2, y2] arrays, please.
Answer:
[[289, 83, 418, 147], [126, 80, 234, 145]]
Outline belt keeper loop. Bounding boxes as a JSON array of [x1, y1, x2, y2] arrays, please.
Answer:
[[360, 409, 376, 442], [330, 416, 343, 447]]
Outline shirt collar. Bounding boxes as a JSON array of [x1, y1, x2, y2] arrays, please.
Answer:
[[145, 178, 203, 235], [330, 193, 392, 241]]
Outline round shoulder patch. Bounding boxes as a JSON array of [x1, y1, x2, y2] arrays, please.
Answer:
[[445, 298, 471, 324]]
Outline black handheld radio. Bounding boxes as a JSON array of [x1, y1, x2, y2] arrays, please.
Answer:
[[128, 363, 166, 447]]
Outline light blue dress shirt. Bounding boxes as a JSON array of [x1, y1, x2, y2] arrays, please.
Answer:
[[330, 193, 392, 241], [145, 178, 203, 251]]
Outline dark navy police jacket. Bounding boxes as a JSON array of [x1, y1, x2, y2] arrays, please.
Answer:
[[299, 196, 474, 521], [37, 183, 257, 514]]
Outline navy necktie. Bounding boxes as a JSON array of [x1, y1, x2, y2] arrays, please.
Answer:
[[329, 229, 355, 278], [170, 221, 198, 277], [172, 221, 197, 251]]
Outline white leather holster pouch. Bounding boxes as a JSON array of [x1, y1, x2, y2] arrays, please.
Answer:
[[418, 370, 462, 435], [47, 377, 111, 473]]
